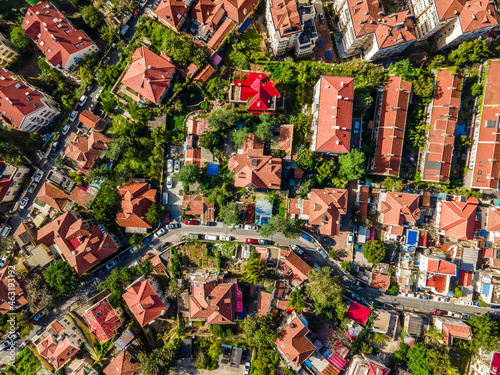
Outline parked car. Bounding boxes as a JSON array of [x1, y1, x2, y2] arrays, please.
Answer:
[[154, 227, 167, 237], [258, 239, 273, 245], [462, 314, 472, 320], [301, 254, 312, 264], [433, 309, 445, 316], [0, 254, 8, 269], [184, 220, 199, 225], [291, 244, 304, 255], [165, 211, 170, 223], [78, 95, 88, 106], [159, 243, 170, 251], [316, 247, 328, 258], [244, 362, 250, 375], [168, 223, 181, 229], [28, 183, 37, 194], [166, 176, 173, 188], [69, 110, 78, 122], [0, 341, 10, 351], [139, 0, 147, 6], [246, 238, 258, 244], [133, 6, 141, 17], [174, 160, 180, 173], [167, 159, 173, 173], [244, 224, 258, 230], [231, 224, 244, 229], [220, 236, 234, 241], [87, 290, 99, 298], [86, 84, 93, 92], [102, 56, 110, 66], [34, 170, 43, 182], [51, 141, 59, 152], [323, 237, 335, 247], [354, 121, 360, 134], [19, 197, 29, 210], [301, 233, 314, 243], [33, 311, 45, 322], [19, 341, 28, 350], [347, 233, 354, 246], [61, 124, 70, 135], [36, 325, 46, 335], [105, 260, 117, 270], [319, 13, 324, 23], [201, 221, 216, 226]]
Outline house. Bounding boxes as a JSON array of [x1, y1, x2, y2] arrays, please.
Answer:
[[476, 269, 500, 305], [347, 354, 390, 375], [311, 76, 354, 154], [469, 60, 500, 190], [436, 197, 478, 240], [257, 291, 273, 316], [37, 211, 119, 275], [418, 254, 457, 295], [434, 316, 472, 345], [192, 64, 216, 84], [64, 131, 110, 172], [371, 77, 412, 176], [228, 72, 280, 114], [182, 195, 215, 221], [24, 244, 54, 269], [347, 302, 371, 325], [0, 68, 59, 132], [114, 328, 135, 351], [372, 309, 399, 339], [119, 46, 176, 105], [487, 207, 500, 245], [333, 0, 416, 61], [189, 273, 239, 324], [83, 298, 121, 342], [185, 116, 215, 167], [408, 0, 498, 50], [0, 33, 19, 67], [154, 0, 193, 32], [369, 273, 391, 291], [421, 70, 462, 183], [228, 133, 282, 189], [275, 313, 315, 370], [150, 255, 167, 274], [33, 182, 72, 216], [289, 188, 347, 236], [123, 277, 168, 326], [469, 351, 500, 375], [265, 0, 318, 58], [68, 187, 94, 207], [35, 317, 85, 370], [277, 249, 312, 287], [0, 160, 30, 204], [13, 222, 37, 249], [378, 192, 420, 237], [404, 312, 424, 337], [278, 124, 294, 156], [22, 1, 98, 71], [103, 345, 142, 375], [0, 267, 28, 314], [78, 110, 105, 131], [116, 182, 157, 233]]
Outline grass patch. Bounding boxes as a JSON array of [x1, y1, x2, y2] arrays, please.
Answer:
[[4, 348, 42, 375]]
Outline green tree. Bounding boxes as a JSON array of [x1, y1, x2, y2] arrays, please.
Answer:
[[258, 215, 302, 239], [43, 260, 79, 296], [243, 257, 267, 284], [219, 202, 240, 227], [338, 149, 365, 181], [306, 267, 344, 308], [145, 203, 162, 224], [241, 314, 277, 349], [138, 338, 180, 375], [289, 113, 311, 134], [207, 110, 238, 132], [454, 286, 464, 298], [295, 148, 316, 170], [55, 157, 64, 167], [91, 181, 119, 223], [413, 75, 434, 98], [468, 314, 500, 353], [407, 343, 431, 375], [427, 55, 447, 71], [387, 283, 399, 295], [426, 348, 457, 375], [372, 333, 387, 345], [316, 159, 336, 184], [360, 341, 373, 354], [354, 90, 374, 113], [175, 163, 200, 185], [382, 177, 404, 192], [100, 24, 116, 45], [255, 114, 276, 141], [81, 6, 103, 27], [10, 27, 30, 51], [199, 130, 225, 153], [425, 327, 443, 346], [448, 40, 490, 66], [86, 164, 112, 183], [363, 240, 386, 264], [388, 59, 417, 80], [231, 127, 248, 149], [288, 289, 305, 311], [471, 83, 483, 97]]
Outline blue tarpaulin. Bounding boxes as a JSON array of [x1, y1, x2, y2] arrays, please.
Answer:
[[318, 39, 323, 47], [326, 50, 333, 58], [206, 163, 219, 176], [239, 18, 251, 32], [237, 306, 247, 319]]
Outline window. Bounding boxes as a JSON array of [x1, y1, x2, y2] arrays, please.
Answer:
[[478, 170, 482, 175], [96, 311, 102, 317], [34, 103, 39, 108]]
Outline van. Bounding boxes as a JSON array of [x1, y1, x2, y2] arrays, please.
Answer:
[[187, 234, 200, 240], [0, 225, 11, 238], [205, 235, 218, 241], [120, 24, 130, 36], [162, 192, 169, 205]]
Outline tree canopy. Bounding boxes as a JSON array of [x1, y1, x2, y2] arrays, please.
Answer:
[[255, 114, 276, 141], [338, 149, 365, 181], [43, 260, 79, 296], [231, 127, 248, 149], [81, 5, 103, 28], [175, 163, 200, 186], [138, 338, 180, 375], [306, 267, 344, 308], [145, 203, 162, 224], [10, 27, 30, 51], [243, 257, 267, 284], [219, 202, 240, 227], [363, 240, 386, 264], [91, 181, 119, 223], [407, 343, 431, 375], [207, 110, 238, 132], [241, 314, 277, 349], [258, 215, 302, 238], [295, 148, 317, 170]]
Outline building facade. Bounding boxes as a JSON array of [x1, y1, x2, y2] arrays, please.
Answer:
[[0, 33, 19, 67]]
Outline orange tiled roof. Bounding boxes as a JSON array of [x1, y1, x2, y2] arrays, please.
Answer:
[[442, 322, 471, 345], [370, 273, 391, 290], [104, 346, 142, 375], [257, 291, 273, 316], [275, 316, 315, 365], [278, 249, 312, 286], [36, 182, 69, 212], [182, 195, 215, 221], [269, 0, 301, 37], [116, 182, 157, 229], [0, 267, 28, 315], [155, 0, 188, 29], [190, 275, 236, 324], [380, 192, 420, 226], [279, 125, 294, 156], [123, 279, 167, 326], [439, 199, 477, 240]]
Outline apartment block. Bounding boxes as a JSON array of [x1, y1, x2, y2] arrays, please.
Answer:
[[0, 33, 19, 67]]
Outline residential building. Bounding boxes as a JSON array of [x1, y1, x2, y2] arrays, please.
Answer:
[[277, 249, 312, 286], [0, 160, 30, 204], [22, 1, 98, 71], [257, 291, 273, 317], [434, 316, 472, 345], [371, 76, 412, 176], [0, 33, 19, 67], [119, 46, 176, 105], [24, 244, 54, 269], [103, 345, 142, 375], [310, 76, 354, 154], [116, 182, 157, 233], [408, 0, 498, 50], [78, 110, 105, 131], [487, 206, 500, 245], [372, 309, 399, 339], [0, 266, 28, 314], [185, 115, 214, 167], [418, 254, 458, 295], [347, 302, 371, 325], [37, 211, 119, 274], [265, 0, 318, 58], [469, 351, 500, 375], [469, 60, 500, 190], [64, 131, 110, 172], [347, 354, 390, 375], [228, 133, 282, 189], [275, 313, 315, 371], [123, 277, 168, 326], [404, 312, 424, 337], [189, 273, 239, 324], [33, 182, 72, 216], [0, 68, 59, 132], [289, 188, 347, 236], [436, 197, 478, 240], [279, 124, 294, 156], [83, 298, 122, 342], [421, 70, 463, 183], [378, 192, 420, 237], [369, 273, 392, 291], [228, 72, 280, 114], [13, 222, 37, 249], [182, 195, 215, 221], [476, 269, 500, 305], [333, 0, 416, 61], [154, 0, 193, 32]]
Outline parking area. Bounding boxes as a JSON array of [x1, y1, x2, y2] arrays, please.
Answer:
[[312, 0, 336, 62], [164, 145, 185, 225]]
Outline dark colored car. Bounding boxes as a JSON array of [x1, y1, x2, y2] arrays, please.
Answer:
[[301, 254, 312, 264], [165, 211, 170, 223], [258, 239, 274, 245], [87, 290, 99, 299], [433, 309, 445, 316], [36, 326, 46, 336], [184, 220, 199, 225], [301, 233, 314, 243], [168, 223, 181, 229], [133, 6, 141, 17], [323, 237, 335, 246], [201, 221, 216, 226], [159, 243, 170, 251], [245, 238, 258, 244], [142, 237, 152, 246]]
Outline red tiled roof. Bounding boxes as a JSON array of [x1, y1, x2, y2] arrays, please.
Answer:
[[0, 177, 13, 204], [359, 185, 370, 222], [150, 255, 166, 273], [279, 125, 294, 156], [313, 76, 354, 153], [22, 2, 95, 70], [182, 195, 215, 221], [0, 267, 28, 315], [231, 72, 280, 113], [121, 47, 176, 105], [207, 18, 235, 50], [380, 192, 420, 226], [257, 291, 273, 316], [190, 0, 224, 31], [372, 11, 416, 50], [36, 322, 79, 369], [215, 0, 258, 24], [427, 258, 457, 275], [104, 346, 141, 375], [459, 270, 473, 287], [192, 64, 215, 84], [68, 187, 93, 207], [79, 110, 103, 130], [116, 182, 157, 229], [228, 150, 282, 190], [187, 117, 209, 135], [269, 0, 301, 37], [490, 352, 500, 375], [36, 182, 69, 211], [275, 316, 315, 365], [373, 77, 412, 176], [346, 302, 371, 325], [488, 207, 500, 233], [190, 275, 236, 324], [423, 70, 462, 183], [439, 199, 477, 240], [83, 299, 121, 342], [435, 0, 497, 32], [64, 131, 109, 170], [123, 279, 167, 326], [278, 249, 312, 286], [155, 0, 188, 29], [370, 273, 391, 290], [442, 322, 471, 345], [426, 275, 448, 292]]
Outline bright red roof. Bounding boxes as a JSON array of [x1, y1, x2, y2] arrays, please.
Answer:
[[346, 302, 371, 325], [427, 258, 457, 275], [490, 353, 500, 375], [83, 299, 121, 342], [231, 72, 280, 113], [123, 279, 167, 326], [439, 199, 477, 240]]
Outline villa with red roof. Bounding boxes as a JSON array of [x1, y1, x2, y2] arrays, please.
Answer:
[[422, 70, 463, 183], [78, 110, 105, 131], [436, 197, 478, 240], [229, 72, 280, 114], [347, 302, 371, 325], [487, 206, 500, 245], [469, 60, 500, 190], [104, 345, 142, 375], [332, 0, 416, 61], [123, 277, 168, 326], [37, 211, 119, 274], [0, 68, 59, 132], [257, 291, 273, 317], [418, 254, 458, 295], [0, 267, 28, 315], [277, 249, 312, 287], [409, 0, 497, 50], [116, 182, 157, 233], [119, 46, 176, 105], [347, 354, 390, 375], [275, 314, 315, 370], [434, 316, 472, 345], [289, 188, 347, 236], [371, 77, 412, 176], [182, 195, 215, 222], [190, 273, 239, 324], [22, 2, 98, 71], [155, 0, 192, 32], [64, 131, 110, 172], [311, 76, 354, 154], [378, 192, 420, 237], [83, 299, 121, 342], [34, 182, 71, 215]]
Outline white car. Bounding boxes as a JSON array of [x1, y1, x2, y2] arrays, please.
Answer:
[[174, 160, 180, 173], [166, 176, 173, 189], [347, 233, 354, 246], [61, 124, 70, 135], [291, 245, 304, 255], [78, 95, 88, 106], [154, 227, 167, 238], [167, 159, 173, 173], [34, 170, 43, 182], [316, 247, 328, 259], [139, 0, 147, 6], [69, 110, 78, 122], [220, 236, 234, 241], [244, 224, 258, 230], [244, 362, 250, 375], [19, 197, 29, 210]]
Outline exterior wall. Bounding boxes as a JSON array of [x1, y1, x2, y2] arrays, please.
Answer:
[[436, 18, 496, 50], [310, 78, 321, 151], [408, 0, 446, 39], [0, 34, 19, 67], [265, 0, 300, 56], [18, 95, 60, 132], [364, 38, 414, 61], [1, 164, 30, 203], [62, 43, 99, 71]]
